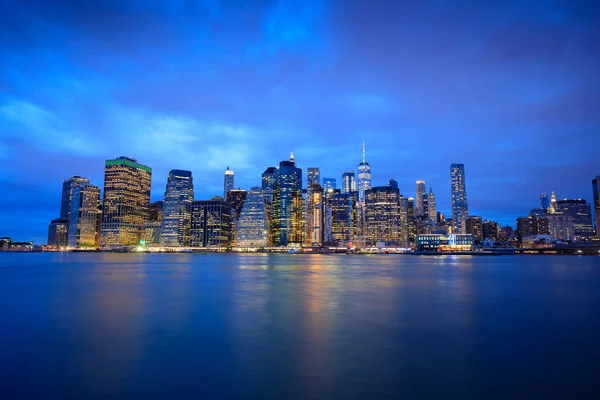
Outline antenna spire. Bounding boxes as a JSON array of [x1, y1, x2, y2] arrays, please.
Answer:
[[362, 141, 366, 163]]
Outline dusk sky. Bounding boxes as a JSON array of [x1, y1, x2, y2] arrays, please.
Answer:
[[1, 0, 599, 243]]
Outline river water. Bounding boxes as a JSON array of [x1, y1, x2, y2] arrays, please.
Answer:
[[1, 253, 599, 399]]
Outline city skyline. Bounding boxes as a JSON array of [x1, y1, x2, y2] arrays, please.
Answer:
[[1, 0, 600, 243]]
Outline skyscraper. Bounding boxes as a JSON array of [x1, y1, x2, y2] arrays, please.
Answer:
[[322, 178, 336, 193], [224, 167, 234, 198], [60, 176, 90, 221], [68, 183, 101, 248], [330, 192, 358, 247], [556, 199, 594, 238], [427, 188, 437, 222], [261, 167, 276, 204], [47, 218, 69, 247], [149, 201, 163, 223], [388, 179, 398, 189], [271, 153, 303, 246], [364, 186, 401, 246], [307, 184, 324, 246], [307, 167, 320, 186], [236, 187, 268, 248], [190, 197, 233, 247], [342, 171, 356, 194], [593, 176, 600, 238], [415, 180, 426, 216], [357, 141, 372, 203], [161, 170, 194, 247], [450, 163, 468, 234], [101, 156, 152, 246], [540, 193, 549, 211], [465, 216, 483, 240]]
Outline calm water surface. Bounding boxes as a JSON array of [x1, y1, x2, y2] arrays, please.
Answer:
[[1, 253, 599, 399]]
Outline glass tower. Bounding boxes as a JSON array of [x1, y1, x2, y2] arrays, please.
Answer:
[[364, 186, 401, 246], [224, 167, 234, 198], [68, 183, 101, 248], [271, 153, 303, 246], [161, 170, 194, 247], [322, 178, 336, 192], [307, 167, 320, 186], [450, 163, 468, 234], [101, 156, 152, 246], [342, 171, 356, 194], [415, 180, 426, 216], [60, 176, 90, 221], [556, 199, 594, 238], [236, 187, 268, 248], [357, 141, 372, 203]]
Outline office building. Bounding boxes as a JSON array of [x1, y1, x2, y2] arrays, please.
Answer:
[[161, 170, 194, 247], [427, 188, 437, 222], [364, 186, 401, 246], [342, 171, 356, 194], [450, 163, 468, 234], [149, 201, 163, 223], [556, 199, 593, 238], [307, 184, 324, 246], [47, 218, 69, 247], [482, 220, 499, 241], [101, 156, 152, 246], [226, 189, 247, 220], [516, 215, 549, 243], [236, 187, 268, 248], [415, 180, 426, 216], [224, 167, 234, 198], [330, 192, 357, 246], [262, 167, 277, 204], [465, 216, 483, 241], [142, 222, 161, 246], [388, 179, 398, 190], [68, 183, 101, 248], [547, 213, 574, 240], [270, 153, 303, 246], [60, 176, 90, 221], [307, 167, 320, 186], [357, 141, 372, 203], [540, 194, 549, 211], [322, 178, 336, 193], [416, 234, 473, 252], [190, 197, 233, 247]]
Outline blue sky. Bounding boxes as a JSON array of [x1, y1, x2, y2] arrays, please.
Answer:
[[1, 0, 599, 243]]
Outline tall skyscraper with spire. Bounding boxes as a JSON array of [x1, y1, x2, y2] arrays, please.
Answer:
[[415, 180, 426, 216], [224, 167, 234, 198], [450, 163, 468, 234], [357, 141, 372, 203]]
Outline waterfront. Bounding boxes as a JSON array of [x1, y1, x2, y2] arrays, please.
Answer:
[[1, 253, 600, 399]]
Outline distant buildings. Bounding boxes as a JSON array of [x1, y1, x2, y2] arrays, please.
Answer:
[[322, 178, 336, 193], [101, 156, 152, 246], [546, 213, 574, 241], [450, 163, 468, 234], [556, 199, 593, 238], [224, 167, 234, 198], [161, 170, 194, 247], [67, 183, 101, 248], [330, 192, 357, 247], [190, 198, 233, 247], [307, 167, 320, 186], [427, 188, 437, 223], [540, 193, 549, 211], [593, 176, 600, 239], [47, 218, 69, 248], [465, 216, 483, 241], [236, 187, 268, 248], [61, 176, 90, 221], [47, 175, 90, 247]]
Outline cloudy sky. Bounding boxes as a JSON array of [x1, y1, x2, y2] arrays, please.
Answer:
[[1, 0, 599, 243]]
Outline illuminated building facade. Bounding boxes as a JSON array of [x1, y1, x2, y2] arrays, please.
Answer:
[[261, 167, 276, 204], [227, 189, 247, 220], [427, 188, 437, 222], [364, 186, 401, 246], [68, 183, 101, 248], [415, 180, 426, 216], [546, 213, 574, 240], [548, 191, 557, 214], [142, 222, 161, 246], [482, 220, 499, 240], [450, 163, 468, 234], [190, 198, 233, 247], [271, 153, 303, 246], [594, 176, 600, 238], [47, 218, 69, 247], [330, 192, 357, 246], [60, 176, 90, 221], [236, 187, 268, 248], [357, 142, 372, 203], [516, 216, 549, 243], [224, 167, 234, 198], [556, 199, 593, 238], [307, 167, 320, 186], [465, 216, 483, 240], [540, 193, 549, 211], [307, 184, 324, 246], [149, 201, 163, 223], [101, 156, 152, 246], [342, 171, 356, 194], [322, 178, 336, 193], [415, 234, 473, 252], [161, 170, 194, 247], [407, 197, 416, 244]]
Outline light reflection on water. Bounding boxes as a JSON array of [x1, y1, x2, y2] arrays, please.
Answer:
[[0, 253, 599, 398]]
